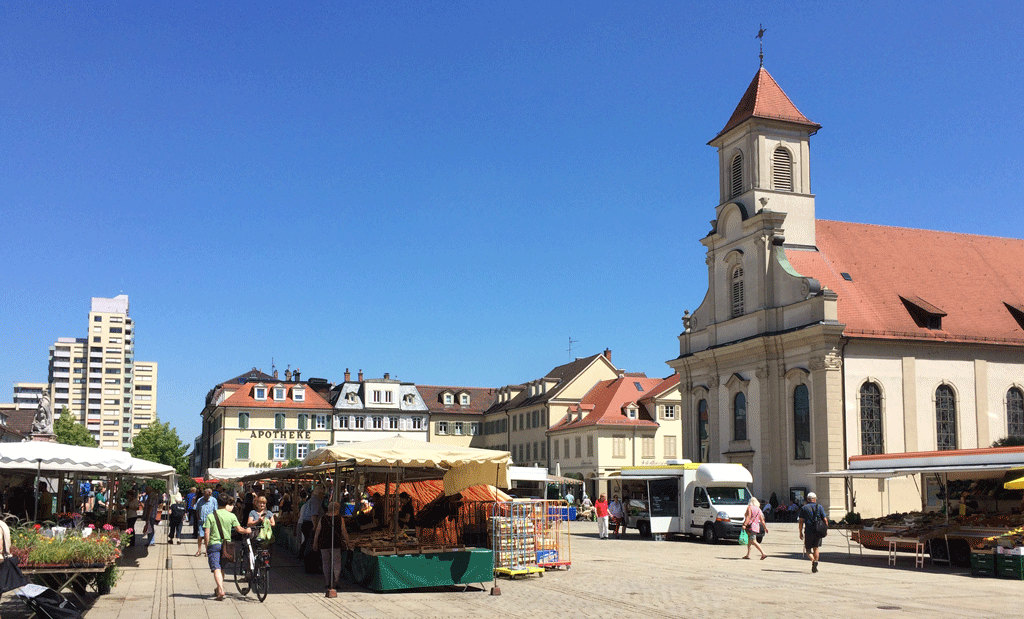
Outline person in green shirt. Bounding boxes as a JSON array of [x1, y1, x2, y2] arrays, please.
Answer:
[[203, 494, 251, 600]]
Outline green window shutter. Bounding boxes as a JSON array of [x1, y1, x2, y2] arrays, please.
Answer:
[[268, 443, 274, 459], [308, 442, 315, 454], [298, 414, 307, 430], [327, 414, 333, 429], [286, 443, 297, 460], [276, 414, 285, 430], [237, 442, 249, 460]]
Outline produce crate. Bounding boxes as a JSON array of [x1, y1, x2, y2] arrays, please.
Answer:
[[995, 553, 1024, 580], [970, 551, 996, 577]]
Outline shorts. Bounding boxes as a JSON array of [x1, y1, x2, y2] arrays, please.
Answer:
[[803, 533, 821, 550], [207, 543, 223, 571]]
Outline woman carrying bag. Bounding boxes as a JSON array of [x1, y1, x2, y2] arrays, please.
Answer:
[[741, 497, 768, 560]]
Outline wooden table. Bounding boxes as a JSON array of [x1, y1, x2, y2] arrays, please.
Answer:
[[21, 566, 109, 608]]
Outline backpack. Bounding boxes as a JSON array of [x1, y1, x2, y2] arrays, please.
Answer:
[[810, 503, 828, 537]]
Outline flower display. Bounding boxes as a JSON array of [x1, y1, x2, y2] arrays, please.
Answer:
[[9, 524, 125, 567]]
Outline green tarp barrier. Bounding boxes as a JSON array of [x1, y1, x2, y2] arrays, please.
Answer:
[[335, 547, 494, 591]]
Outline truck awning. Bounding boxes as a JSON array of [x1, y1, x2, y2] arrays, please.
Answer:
[[813, 462, 1017, 480]]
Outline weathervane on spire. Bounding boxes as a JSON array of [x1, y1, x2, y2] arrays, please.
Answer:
[[756, 24, 767, 67]]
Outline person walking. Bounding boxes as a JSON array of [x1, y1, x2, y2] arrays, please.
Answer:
[[312, 501, 350, 589], [204, 494, 251, 601], [798, 492, 828, 573], [143, 485, 161, 546], [741, 497, 768, 560], [186, 487, 197, 529], [168, 500, 186, 544], [296, 489, 324, 560], [194, 488, 216, 557], [595, 493, 609, 539], [609, 495, 625, 538]]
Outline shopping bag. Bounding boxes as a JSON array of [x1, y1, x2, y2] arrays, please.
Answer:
[[738, 529, 749, 545]]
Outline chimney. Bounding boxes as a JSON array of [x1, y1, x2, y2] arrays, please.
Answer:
[[603, 348, 612, 362], [294, 368, 301, 381], [273, 368, 278, 379], [344, 368, 351, 382], [358, 369, 363, 381], [285, 368, 292, 381], [384, 372, 390, 380]]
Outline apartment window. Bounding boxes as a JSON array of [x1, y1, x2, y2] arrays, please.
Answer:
[[354, 416, 365, 429], [553, 439, 560, 459], [103, 399, 119, 405], [337, 415, 349, 429], [664, 435, 677, 459], [315, 414, 329, 430], [437, 421, 448, 435], [587, 435, 594, 457], [238, 412, 250, 429], [254, 387, 267, 400], [373, 390, 382, 403], [372, 416, 383, 429], [460, 394, 470, 405], [137, 384, 152, 391], [1009, 388, 1024, 438], [574, 436, 582, 458], [532, 442, 538, 460], [236, 440, 250, 460], [642, 436, 655, 459], [626, 407, 637, 419], [412, 417, 423, 430], [293, 388, 305, 402], [314, 441, 328, 450], [470, 422, 480, 435], [444, 393, 453, 405], [511, 415, 517, 432], [105, 368, 120, 374], [533, 410, 540, 427], [109, 316, 122, 323], [794, 384, 811, 460], [274, 387, 285, 401], [730, 151, 743, 198], [662, 404, 677, 420], [105, 378, 119, 384], [94, 316, 102, 322], [773, 146, 793, 191], [297, 443, 309, 460], [613, 436, 625, 458], [385, 391, 393, 403], [93, 326, 101, 333], [275, 413, 286, 430], [936, 385, 957, 450], [733, 392, 747, 441], [860, 382, 883, 455], [731, 266, 745, 318], [389, 417, 400, 430], [564, 438, 570, 460], [272, 442, 286, 460], [454, 422, 466, 435], [108, 327, 122, 333], [298, 414, 309, 430]]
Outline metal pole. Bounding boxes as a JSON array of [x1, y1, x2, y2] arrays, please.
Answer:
[[34, 458, 42, 522]]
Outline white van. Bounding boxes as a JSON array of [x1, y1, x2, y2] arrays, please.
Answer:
[[618, 462, 753, 542]]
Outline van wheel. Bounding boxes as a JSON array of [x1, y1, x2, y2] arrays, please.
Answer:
[[702, 524, 718, 544], [638, 521, 651, 539]]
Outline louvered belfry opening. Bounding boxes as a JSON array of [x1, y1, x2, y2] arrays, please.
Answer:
[[730, 152, 743, 198], [731, 266, 744, 318], [773, 146, 793, 191]]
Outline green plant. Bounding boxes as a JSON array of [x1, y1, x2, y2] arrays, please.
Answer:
[[841, 511, 862, 525], [95, 565, 121, 591]]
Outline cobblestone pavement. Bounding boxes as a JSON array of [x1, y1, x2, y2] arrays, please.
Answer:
[[1, 521, 1019, 619]]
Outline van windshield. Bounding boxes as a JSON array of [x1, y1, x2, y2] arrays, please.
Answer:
[[706, 486, 750, 506]]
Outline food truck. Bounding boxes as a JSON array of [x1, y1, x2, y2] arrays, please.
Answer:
[[617, 461, 753, 542]]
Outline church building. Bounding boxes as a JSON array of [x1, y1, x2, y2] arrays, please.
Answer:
[[668, 66, 1024, 518]]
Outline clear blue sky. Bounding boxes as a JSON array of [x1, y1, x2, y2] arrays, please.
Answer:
[[3, 1, 1023, 447]]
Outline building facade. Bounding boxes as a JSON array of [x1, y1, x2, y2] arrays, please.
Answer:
[[329, 370, 430, 443], [669, 66, 1024, 518], [418, 385, 495, 447], [12, 382, 47, 410], [47, 295, 159, 449]]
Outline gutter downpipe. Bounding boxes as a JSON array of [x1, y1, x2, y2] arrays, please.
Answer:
[[839, 335, 850, 513]]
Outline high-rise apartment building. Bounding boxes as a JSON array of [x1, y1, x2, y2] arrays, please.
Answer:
[[47, 295, 158, 450], [13, 382, 47, 409]]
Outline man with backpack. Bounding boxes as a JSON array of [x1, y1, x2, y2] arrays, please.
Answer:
[[798, 492, 829, 573]]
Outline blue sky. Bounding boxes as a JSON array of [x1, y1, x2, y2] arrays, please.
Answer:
[[3, 1, 1023, 447]]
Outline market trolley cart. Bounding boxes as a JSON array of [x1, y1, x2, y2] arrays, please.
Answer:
[[490, 502, 543, 579], [536, 500, 571, 570]]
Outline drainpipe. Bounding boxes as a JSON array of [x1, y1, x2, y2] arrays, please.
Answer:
[[839, 335, 850, 513]]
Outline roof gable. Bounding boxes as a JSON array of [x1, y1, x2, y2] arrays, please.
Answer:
[[550, 376, 664, 431], [712, 67, 820, 142]]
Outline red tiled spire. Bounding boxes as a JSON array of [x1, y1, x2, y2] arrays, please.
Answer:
[[711, 67, 820, 143]]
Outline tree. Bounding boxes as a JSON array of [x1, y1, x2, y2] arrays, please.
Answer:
[[992, 436, 1024, 447], [129, 418, 189, 477], [54, 407, 97, 447]]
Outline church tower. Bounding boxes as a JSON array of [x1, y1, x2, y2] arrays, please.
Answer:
[[707, 67, 820, 249]]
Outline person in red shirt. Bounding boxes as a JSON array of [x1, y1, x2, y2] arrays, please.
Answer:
[[595, 493, 610, 539]]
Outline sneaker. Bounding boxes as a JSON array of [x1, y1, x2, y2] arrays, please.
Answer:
[[812, 561, 818, 573]]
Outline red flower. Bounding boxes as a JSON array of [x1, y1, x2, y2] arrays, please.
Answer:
[[33, 524, 42, 530]]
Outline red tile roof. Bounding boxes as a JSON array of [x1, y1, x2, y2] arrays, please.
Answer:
[[785, 220, 1024, 345], [712, 67, 820, 142], [218, 382, 334, 410], [549, 376, 664, 432]]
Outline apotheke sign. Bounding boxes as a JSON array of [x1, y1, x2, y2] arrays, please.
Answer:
[[249, 430, 313, 440]]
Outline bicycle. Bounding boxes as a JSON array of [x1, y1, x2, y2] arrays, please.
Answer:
[[234, 524, 271, 602]]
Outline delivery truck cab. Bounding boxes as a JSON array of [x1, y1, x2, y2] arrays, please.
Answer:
[[619, 461, 753, 542]]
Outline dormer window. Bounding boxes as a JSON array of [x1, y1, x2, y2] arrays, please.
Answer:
[[292, 387, 305, 402], [900, 294, 945, 330], [254, 384, 267, 400], [403, 393, 415, 405], [460, 393, 470, 406], [730, 152, 743, 198], [626, 406, 638, 419], [345, 392, 357, 404], [273, 387, 286, 401], [444, 393, 453, 405]]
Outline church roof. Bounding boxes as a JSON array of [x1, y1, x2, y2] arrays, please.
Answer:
[[784, 220, 1024, 345], [711, 67, 821, 143]]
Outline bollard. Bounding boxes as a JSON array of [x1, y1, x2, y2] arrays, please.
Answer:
[[326, 588, 337, 598], [490, 585, 501, 595], [166, 557, 172, 569]]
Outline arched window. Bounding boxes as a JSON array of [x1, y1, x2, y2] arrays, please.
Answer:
[[773, 146, 793, 191], [935, 385, 957, 450], [859, 382, 883, 455], [698, 398, 709, 461], [733, 392, 747, 441], [793, 384, 810, 460], [1008, 387, 1024, 438], [730, 152, 743, 198], [731, 266, 744, 318]]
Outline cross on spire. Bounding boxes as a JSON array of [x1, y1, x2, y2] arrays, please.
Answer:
[[756, 24, 767, 67]]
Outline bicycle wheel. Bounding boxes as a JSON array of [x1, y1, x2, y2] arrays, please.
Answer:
[[253, 562, 269, 602], [234, 546, 251, 595]]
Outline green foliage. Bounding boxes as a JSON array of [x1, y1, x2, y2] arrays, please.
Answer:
[[840, 511, 862, 525], [128, 418, 189, 477], [283, 458, 303, 468], [54, 408, 97, 448], [992, 436, 1024, 447]]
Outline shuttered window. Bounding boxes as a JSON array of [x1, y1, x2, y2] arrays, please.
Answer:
[[731, 267, 745, 318], [730, 153, 743, 198], [773, 146, 793, 191]]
